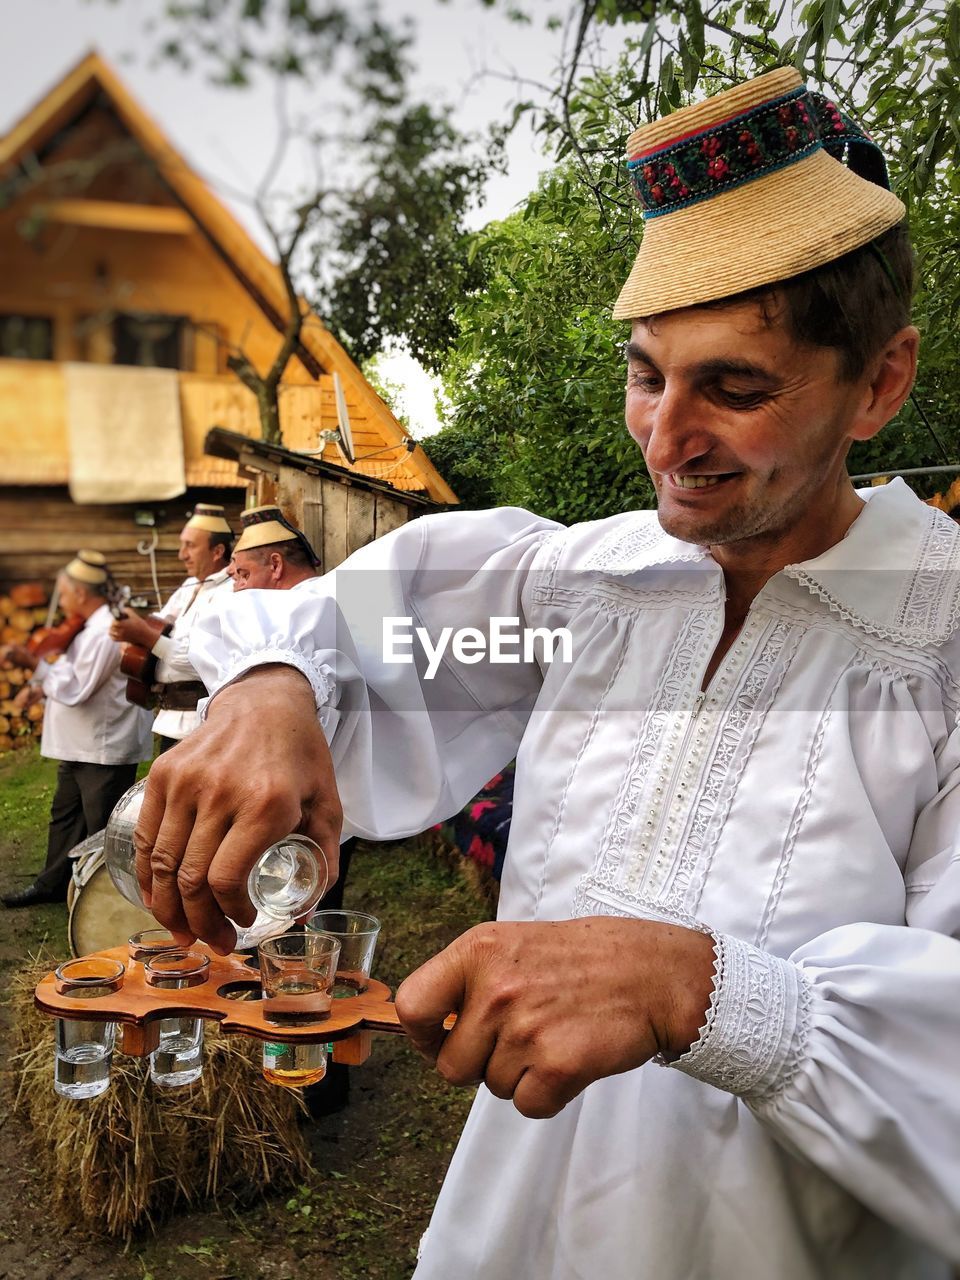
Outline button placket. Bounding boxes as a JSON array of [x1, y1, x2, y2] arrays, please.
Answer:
[[640, 613, 762, 900]]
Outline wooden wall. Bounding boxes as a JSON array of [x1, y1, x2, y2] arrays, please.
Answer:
[[259, 467, 417, 573], [0, 472, 420, 604], [0, 485, 245, 604]]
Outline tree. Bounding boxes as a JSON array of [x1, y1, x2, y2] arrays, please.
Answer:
[[314, 102, 504, 375], [439, 161, 654, 522], [90, 0, 496, 443], [431, 0, 958, 514]]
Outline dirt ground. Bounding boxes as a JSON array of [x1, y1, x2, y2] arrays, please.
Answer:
[[0, 749, 491, 1280]]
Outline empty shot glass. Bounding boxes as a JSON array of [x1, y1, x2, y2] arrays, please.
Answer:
[[127, 928, 180, 964], [258, 932, 340, 1088], [307, 910, 381, 997], [144, 950, 210, 1088], [53, 957, 125, 1100]]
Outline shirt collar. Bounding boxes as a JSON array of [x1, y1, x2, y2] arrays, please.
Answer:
[[782, 478, 960, 648], [585, 480, 960, 648], [583, 511, 711, 575], [87, 603, 111, 630]]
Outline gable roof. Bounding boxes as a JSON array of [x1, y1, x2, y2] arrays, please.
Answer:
[[0, 51, 457, 504]]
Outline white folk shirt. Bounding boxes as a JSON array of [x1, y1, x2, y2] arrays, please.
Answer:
[[39, 604, 153, 766], [190, 479, 960, 1279], [151, 568, 232, 740]]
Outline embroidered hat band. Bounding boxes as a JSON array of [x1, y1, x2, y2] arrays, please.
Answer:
[[234, 505, 320, 566], [613, 67, 905, 320], [186, 503, 232, 535], [65, 549, 108, 586]]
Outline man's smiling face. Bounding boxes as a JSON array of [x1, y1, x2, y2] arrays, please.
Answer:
[[624, 298, 868, 555]]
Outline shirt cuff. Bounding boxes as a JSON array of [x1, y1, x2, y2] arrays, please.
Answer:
[[200, 648, 336, 718], [152, 634, 175, 661], [665, 932, 812, 1104]]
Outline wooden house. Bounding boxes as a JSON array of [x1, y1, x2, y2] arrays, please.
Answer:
[[0, 52, 455, 600]]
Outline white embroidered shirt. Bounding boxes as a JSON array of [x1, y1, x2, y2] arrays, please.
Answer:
[[189, 479, 960, 1280]]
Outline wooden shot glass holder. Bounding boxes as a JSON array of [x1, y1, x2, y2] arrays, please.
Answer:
[[34, 945, 406, 1066]]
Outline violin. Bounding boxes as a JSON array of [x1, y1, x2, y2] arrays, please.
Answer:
[[26, 613, 86, 660]]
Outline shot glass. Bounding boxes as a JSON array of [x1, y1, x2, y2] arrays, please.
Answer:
[[307, 910, 381, 997], [127, 928, 180, 964], [258, 932, 340, 1088], [53, 957, 125, 1100], [144, 950, 210, 1088]]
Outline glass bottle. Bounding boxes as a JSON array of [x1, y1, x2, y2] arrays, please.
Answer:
[[103, 779, 329, 949]]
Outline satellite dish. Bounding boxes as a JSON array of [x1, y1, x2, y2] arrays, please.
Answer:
[[332, 372, 356, 464]]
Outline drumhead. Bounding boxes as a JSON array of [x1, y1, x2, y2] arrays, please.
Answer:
[[67, 863, 157, 958]]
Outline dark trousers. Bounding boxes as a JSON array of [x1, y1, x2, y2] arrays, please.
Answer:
[[35, 760, 139, 897], [317, 837, 354, 910]]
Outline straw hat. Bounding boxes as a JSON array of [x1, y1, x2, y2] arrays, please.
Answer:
[[65, 549, 108, 586], [613, 67, 905, 320], [234, 505, 320, 566], [185, 503, 232, 535]]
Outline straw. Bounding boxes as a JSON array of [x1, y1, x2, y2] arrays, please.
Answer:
[[7, 954, 310, 1240], [613, 67, 904, 320]]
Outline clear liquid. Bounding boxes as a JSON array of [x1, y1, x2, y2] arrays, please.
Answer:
[[150, 1017, 203, 1088], [104, 781, 327, 950], [262, 1040, 326, 1088], [263, 977, 331, 1024], [55, 1043, 112, 1100]]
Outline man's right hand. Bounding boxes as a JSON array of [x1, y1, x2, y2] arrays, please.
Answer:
[[110, 609, 162, 648], [134, 664, 342, 953]]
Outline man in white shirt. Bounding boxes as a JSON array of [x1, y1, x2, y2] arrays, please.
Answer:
[[111, 504, 233, 750], [1, 551, 152, 907], [128, 71, 960, 1278], [228, 504, 319, 592]]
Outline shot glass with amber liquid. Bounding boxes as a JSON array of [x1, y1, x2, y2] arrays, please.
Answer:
[[258, 933, 340, 1088]]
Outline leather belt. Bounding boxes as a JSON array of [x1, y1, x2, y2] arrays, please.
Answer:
[[155, 681, 207, 712]]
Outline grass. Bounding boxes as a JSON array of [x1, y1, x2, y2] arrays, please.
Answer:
[[0, 745, 493, 1280]]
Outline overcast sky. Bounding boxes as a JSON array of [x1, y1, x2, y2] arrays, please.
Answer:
[[0, 0, 575, 239]]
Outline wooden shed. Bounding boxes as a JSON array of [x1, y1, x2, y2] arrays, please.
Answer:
[[204, 427, 443, 570], [0, 52, 456, 601]]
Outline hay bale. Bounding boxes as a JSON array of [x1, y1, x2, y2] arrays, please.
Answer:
[[8, 956, 312, 1240]]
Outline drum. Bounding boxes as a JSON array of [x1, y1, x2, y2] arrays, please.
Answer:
[[67, 833, 156, 957], [66, 829, 108, 913]]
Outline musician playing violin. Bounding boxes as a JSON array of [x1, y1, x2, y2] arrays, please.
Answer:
[[1, 551, 152, 908]]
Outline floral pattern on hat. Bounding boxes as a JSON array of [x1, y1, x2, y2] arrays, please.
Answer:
[[628, 88, 820, 217]]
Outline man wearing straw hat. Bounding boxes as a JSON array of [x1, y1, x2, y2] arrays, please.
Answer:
[[228, 505, 320, 593], [1, 551, 152, 907], [134, 68, 960, 1278], [110, 504, 233, 750]]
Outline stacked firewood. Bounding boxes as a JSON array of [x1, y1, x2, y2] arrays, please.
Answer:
[[0, 583, 50, 753]]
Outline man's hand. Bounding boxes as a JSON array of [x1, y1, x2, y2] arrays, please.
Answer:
[[0, 643, 36, 670], [134, 665, 342, 954], [12, 684, 43, 712], [109, 609, 160, 648], [395, 917, 717, 1119]]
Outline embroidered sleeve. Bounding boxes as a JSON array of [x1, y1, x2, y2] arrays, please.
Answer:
[[666, 932, 812, 1103], [202, 648, 336, 717]]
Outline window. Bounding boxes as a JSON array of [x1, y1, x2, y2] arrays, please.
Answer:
[[0, 314, 53, 360], [112, 313, 191, 370]]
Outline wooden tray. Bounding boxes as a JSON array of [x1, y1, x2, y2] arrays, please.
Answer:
[[35, 945, 404, 1061]]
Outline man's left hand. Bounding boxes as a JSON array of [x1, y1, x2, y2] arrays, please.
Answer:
[[395, 917, 717, 1119], [12, 684, 43, 712]]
